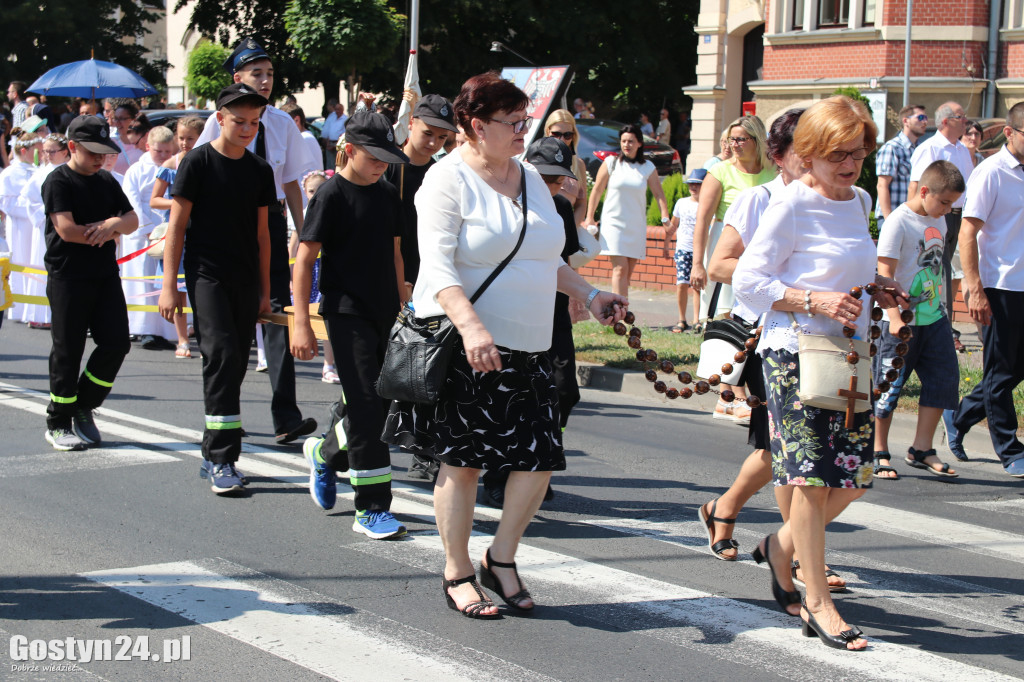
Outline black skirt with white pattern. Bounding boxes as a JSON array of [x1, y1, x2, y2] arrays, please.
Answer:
[[381, 345, 566, 472]]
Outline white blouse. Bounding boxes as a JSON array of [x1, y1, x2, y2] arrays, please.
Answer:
[[412, 147, 566, 353], [733, 180, 876, 354]]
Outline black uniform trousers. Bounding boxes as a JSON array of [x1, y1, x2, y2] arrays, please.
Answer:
[[322, 312, 393, 512], [944, 209, 961, 334], [186, 271, 258, 464], [46, 275, 130, 428], [261, 208, 303, 434], [952, 288, 1024, 468]]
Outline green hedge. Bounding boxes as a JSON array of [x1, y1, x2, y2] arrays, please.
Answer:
[[647, 173, 686, 225]]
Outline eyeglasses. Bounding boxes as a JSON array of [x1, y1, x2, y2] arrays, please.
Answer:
[[910, 114, 928, 122], [947, 114, 967, 121], [1010, 126, 1024, 137], [729, 136, 752, 144], [40, 149, 63, 156], [824, 147, 869, 163], [487, 117, 532, 134], [548, 130, 574, 140]]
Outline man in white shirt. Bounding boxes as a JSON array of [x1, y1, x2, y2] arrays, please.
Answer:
[[656, 109, 671, 146], [196, 36, 319, 445], [944, 102, 1024, 478], [321, 99, 348, 158], [908, 101, 974, 326]]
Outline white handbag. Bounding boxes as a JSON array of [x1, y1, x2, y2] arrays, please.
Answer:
[[146, 223, 168, 260], [789, 314, 872, 415], [569, 225, 600, 269]]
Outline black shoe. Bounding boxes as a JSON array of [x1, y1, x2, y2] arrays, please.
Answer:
[[481, 482, 505, 509], [479, 548, 534, 611], [543, 484, 554, 502], [275, 418, 317, 444], [142, 335, 176, 350], [442, 575, 500, 619], [751, 534, 801, 616], [800, 599, 866, 651], [408, 454, 439, 481]]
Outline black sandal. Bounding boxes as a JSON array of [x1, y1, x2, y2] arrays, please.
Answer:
[[751, 534, 801, 616], [872, 452, 899, 480], [800, 599, 866, 651], [905, 447, 958, 477], [698, 499, 739, 561], [791, 559, 847, 593], [442, 574, 500, 619], [479, 548, 534, 612]]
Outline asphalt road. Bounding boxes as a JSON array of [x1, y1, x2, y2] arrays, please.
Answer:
[[0, 320, 1022, 681]]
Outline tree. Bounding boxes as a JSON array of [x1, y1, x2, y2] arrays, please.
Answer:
[[185, 42, 232, 105], [834, 86, 878, 209], [3, 0, 167, 92], [284, 0, 404, 109]]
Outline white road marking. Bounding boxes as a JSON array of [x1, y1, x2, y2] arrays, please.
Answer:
[[949, 498, 1024, 518], [82, 558, 556, 682], [0, 447, 177, 478]]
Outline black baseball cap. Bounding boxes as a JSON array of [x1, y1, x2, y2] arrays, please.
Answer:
[[223, 37, 271, 74], [526, 137, 576, 179], [413, 94, 458, 133], [215, 83, 268, 111], [67, 115, 120, 154], [344, 111, 410, 164]]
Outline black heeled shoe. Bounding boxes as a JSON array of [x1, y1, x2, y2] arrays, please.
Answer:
[[479, 548, 534, 612], [442, 574, 500, 619], [751, 534, 801, 616], [800, 599, 866, 651]]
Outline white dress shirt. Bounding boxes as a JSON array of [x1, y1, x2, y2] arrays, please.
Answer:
[[962, 145, 1024, 291], [909, 132, 974, 208], [321, 112, 348, 146]]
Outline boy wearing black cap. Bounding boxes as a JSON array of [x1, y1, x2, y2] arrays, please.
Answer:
[[158, 83, 276, 494], [195, 36, 319, 446], [41, 115, 139, 451], [383, 93, 458, 481], [291, 110, 410, 539]]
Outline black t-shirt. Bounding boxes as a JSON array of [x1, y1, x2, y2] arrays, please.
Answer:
[[171, 144, 276, 281], [42, 165, 134, 280], [301, 174, 403, 322], [553, 193, 579, 334], [383, 159, 432, 285]]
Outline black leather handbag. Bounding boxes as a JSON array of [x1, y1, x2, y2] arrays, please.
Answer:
[[376, 166, 528, 405]]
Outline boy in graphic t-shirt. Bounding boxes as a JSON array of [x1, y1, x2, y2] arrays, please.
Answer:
[[158, 83, 277, 495], [664, 168, 706, 333], [41, 115, 139, 451], [872, 160, 964, 480]]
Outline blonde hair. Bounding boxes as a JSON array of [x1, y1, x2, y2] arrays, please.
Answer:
[[334, 134, 348, 171], [793, 96, 878, 160], [148, 126, 174, 145], [725, 115, 770, 169], [544, 109, 579, 150], [718, 127, 730, 154], [176, 116, 205, 135]]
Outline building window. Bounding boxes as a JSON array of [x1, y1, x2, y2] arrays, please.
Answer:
[[793, 0, 806, 29], [819, 0, 850, 27], [862, 0, 876, 25]]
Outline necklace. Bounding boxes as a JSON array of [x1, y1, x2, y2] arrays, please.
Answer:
[[482, 160, 512, 184]]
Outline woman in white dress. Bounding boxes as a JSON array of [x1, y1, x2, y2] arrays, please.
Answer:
[[0, 130, 43, 322], [585, 124, 669, 298]]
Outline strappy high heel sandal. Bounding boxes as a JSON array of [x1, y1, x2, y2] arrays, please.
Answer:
[[698, 499, 739, 560], [479, 548, 534, 612], [442, 575, 500, 619], [751, 534, 801, 616], [800, 599, 866, 651]]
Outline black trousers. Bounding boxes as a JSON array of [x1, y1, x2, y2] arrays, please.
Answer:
[[187, 271, 258, 464], [322, 313, 393, 512], [261, 209, 302, 434], [943, 210, 961, 333], [46, 275, 130, 428], [953, 288, 1024, 467]]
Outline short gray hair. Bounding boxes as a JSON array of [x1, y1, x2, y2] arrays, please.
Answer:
[[935, 102, 957, 128]]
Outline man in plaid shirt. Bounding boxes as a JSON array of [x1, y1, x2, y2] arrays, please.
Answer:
[[875, 104, 928, 227]]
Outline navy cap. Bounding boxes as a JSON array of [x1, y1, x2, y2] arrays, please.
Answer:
[[223, 37, 271, 74], [67, 115, 120, 154], [215, 83, 268, 110], [686, 168, 707, 184], [526, 137, 576, 179], [344, 110, 410, 164], [413, 94, 458, 133]]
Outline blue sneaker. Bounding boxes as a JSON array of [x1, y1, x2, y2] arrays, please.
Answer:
[[1006, 459, 1024, 478], [303, 437, 336, 510], [352, 510, 406, 539], [199, 460, 244, 494], [941, 409, 969, 461]]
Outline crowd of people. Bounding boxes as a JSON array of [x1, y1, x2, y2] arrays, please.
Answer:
[[3, 40, 1024, 649]]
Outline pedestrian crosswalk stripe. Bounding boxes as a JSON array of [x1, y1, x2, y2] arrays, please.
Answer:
[[950, 498, 1024, 518], [0, 447, 177, 478], [81, 558, 557, 682]]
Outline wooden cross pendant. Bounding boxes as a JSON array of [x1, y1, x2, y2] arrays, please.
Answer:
[[837, 375, 869, 429]]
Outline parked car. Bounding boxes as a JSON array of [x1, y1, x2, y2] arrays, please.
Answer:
[[574, 119, 683, 180]]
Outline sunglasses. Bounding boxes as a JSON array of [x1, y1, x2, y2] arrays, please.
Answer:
[[548, 130, 574, 140], [910, 114, 928, 122], [487, 117, 533, 134]]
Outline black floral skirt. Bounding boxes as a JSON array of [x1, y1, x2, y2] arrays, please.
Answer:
[[381, 345, 566, 472], [762, 348, 875, 489]]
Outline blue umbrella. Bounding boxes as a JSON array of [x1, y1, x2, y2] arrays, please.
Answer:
[[27, 58, 158, 100]]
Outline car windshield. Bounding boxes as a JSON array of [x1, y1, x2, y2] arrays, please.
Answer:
[[578, 122, 658, 146]]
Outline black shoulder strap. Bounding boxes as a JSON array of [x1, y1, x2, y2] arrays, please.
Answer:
[[469, 163, 528, 304]]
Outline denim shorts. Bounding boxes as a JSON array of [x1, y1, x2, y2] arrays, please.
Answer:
[[872, 314, 960, 418], [674, 249, 693, 285]]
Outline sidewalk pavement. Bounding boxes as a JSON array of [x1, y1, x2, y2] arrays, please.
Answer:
[[576, 283, 998, 464]]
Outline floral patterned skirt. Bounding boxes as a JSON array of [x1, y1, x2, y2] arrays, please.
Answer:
[[762, 348, 874, 488]]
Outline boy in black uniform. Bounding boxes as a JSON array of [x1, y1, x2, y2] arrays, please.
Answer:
[[41, 115, 139, 451], [158, 83, 276, 494], [382, 94, 457, 481], [291, 111, 410, 539]]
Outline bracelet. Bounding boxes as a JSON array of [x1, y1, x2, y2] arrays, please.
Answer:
[[804, 290, 814, 317], [585, 288, 601, 309]]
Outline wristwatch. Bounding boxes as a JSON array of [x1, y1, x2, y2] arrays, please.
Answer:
[[661, 217, 669, 224], [585, 288, 601, 309]]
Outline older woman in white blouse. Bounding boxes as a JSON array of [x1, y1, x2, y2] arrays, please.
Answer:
[[733, 96, 906, 651], [383, 72, 625, 620]]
